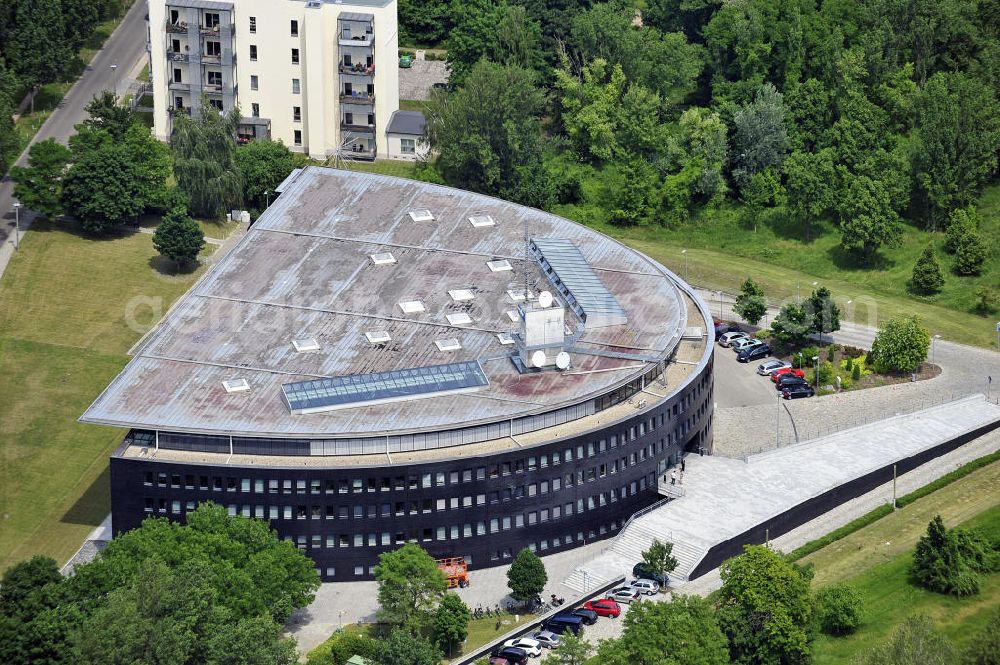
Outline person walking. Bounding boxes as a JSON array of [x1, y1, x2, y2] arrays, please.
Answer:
[[670, 469, 677, 485]]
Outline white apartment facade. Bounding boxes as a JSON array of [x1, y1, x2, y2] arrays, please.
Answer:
[[147, 0, 400, 160]]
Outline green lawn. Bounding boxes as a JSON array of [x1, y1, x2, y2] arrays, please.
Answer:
[[0, 220, 208, 571], [399, 99, 429, 112], [804, 462, 1000, 663]]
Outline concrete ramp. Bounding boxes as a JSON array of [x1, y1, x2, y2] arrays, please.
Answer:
[[564, 394, 1000, 591]]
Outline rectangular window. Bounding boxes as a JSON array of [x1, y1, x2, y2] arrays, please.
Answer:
[[249, 16, 256, 33], [400, 138, 415, 155], [292, 78, 300, 94], [293, 106, 301, 122], [206, 41, 221, 57], [294, 130, 302, 146], [249, 45, 258, 62], [207, 70, 222, 86], [290, 19, 299, 36], [291, 48, 299, 64]]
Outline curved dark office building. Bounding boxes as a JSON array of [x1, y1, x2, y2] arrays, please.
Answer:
[[83, 167, 715, 581]]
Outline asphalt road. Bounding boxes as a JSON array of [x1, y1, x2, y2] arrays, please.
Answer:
[[0, 1, 148, 246]]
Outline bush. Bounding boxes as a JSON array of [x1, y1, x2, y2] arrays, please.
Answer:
[[842, 345, 866, 359], [952, 230, 987, 276], [975, 286, 998, 314], [910, 245, 945, 295], [911, 515, 995, 597], [852, 362, 862, 382], [827, 345, 837, 361], [870, 315, 930, 373], [818, 360, 836, 386], [815, 584, 864, 635], [306, 630, 379, 665]]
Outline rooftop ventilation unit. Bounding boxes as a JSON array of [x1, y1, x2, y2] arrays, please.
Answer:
[[435, 338, 462, 351], [398, 300, 425, 314], [507, 288, 533, 302], [222, 379, 250, 393], [292, 338, 320, 352], [496, 332, 515, 345], [370, 252, 397, 266], [365, 331, 391, 344], [487, 259, 513, 272], [448, 289, 475, 302], [408, 209, 434, 222], [468, 215, 495, 228], [446, 312, 473, 326]]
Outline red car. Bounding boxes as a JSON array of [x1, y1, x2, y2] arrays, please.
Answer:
[[584, 598, 622, 618], [770, 367, 805, 383]]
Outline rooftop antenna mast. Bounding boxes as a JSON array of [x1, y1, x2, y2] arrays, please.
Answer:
[[522, 216, 531, 304]]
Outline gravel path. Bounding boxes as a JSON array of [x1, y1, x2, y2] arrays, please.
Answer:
[[399, 60, 449, 101]]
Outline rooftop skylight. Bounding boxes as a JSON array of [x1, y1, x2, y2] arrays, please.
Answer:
[[408, 209, 434, 222], [399, 300, 425, 314], [496, 332, 515, 345], [370, 252, 397, 266], [446, 312, 473, 326], [222, 379, 250, 393], [448, 289, 475, 302], [487, 259, 513, 272], [506, 310, 520, 322], [292, 338, 320, 352], [506, 288, 533, 302], [365, 331, 391, 344], [468, 215, 495, 228], [435, 338, 462, 351]]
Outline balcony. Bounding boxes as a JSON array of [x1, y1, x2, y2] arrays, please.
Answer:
[[341, 121, 376, 132], [340, 91, 375, 104], [199, 24, 222, 36], [201, 53, 222, 65], [338, 34, 374, 48], [168, 80, 191, 91], [343, 144, 375, 160], [168, 106, 192, 117], [203, 82, 225, 94], [167, 50, 189, 63], [339, 63, 374, 76], [166, 20, 188, 33]]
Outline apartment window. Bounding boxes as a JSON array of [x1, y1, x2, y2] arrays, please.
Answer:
[[207, 71, 222, 86], [250, 45, 258, 61], [206, 41, 221, 57], [293, 106, 301, 122], [367, 113, 374, 125], [204, 12, 219, 29], [292, 78, 300, 94], [170, 9, 180, 24], [294, 130, 302, 146], [290, 20, 299, 36], [209, 98, 223, 111], [291, 48, 300, 64], [250, 75, 258, 90], [173, 68, 182, 83], [251, 103, 259, 117], [400, 138, 416, 155], [249, 16, 256, 33], [344, 112, 353, 125]]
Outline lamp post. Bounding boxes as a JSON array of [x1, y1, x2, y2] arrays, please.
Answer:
[[109, 63, 118, 94], [12, 201, 20, 251], [812, 355, 820, 387], [681, 249, 688, 283], [264, 189, 271, 208], [797, 351, 803, 369]]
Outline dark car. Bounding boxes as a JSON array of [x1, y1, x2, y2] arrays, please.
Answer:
[[775, 375, 810, 390], [632, 562, 669, 586], [571, 608, 599, 625], [737, 343, 771, 362], [714, 320, 741, 336], [782, 384, 815, 399], [491, 647, 528, 665]]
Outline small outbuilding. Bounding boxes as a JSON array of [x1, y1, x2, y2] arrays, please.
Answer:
[[385, 110, 430, 161]]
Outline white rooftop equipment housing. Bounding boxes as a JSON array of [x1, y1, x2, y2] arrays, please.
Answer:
[[487, 259, 513, 272], [222, 379, 250, 393], [506, 288, 533, 302], [435, 338, 462, 351], [365, 331, 392, 344], [448, 289, 475, 302], [399, 300, 426, 314], [408, 209, 434, 222], [292, 338, 321, 352], [446, 312, 473, 326], [468, 215, 495, 228], [496, 332, 515, 345], [506, 310, 520, 322], [370, 252, 397, 266]]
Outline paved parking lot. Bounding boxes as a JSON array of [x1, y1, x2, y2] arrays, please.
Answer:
[[713, 343, 780, 409]]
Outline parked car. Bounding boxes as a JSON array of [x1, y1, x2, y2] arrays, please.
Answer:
[[489, 657, 510, 665], [541, 614, 583, 635], [627, 578, 660, 595], [492, 647, 528, 665], [605, 587, 642, 604], [714, 320, 741, 336], [771, 367, 805, 382], [583, 598, 622, 618], [718, 331, 748, 347], [775, 374, 810, 390], [632, 562, 669, 586], [757, 359, 790, 376], [782, 384, 816, 399], [571, 608, 599, 625], [531, 631, 561, 649], [738, 343, 772, 362], [731, 337, 764, 353], [502, 638, 542, 657]]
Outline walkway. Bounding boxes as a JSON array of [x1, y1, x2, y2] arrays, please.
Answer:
[[562, 394, 1000, 591]]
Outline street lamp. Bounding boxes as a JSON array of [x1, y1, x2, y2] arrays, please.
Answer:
[[264, 189, 271, 208], [681, 249, 688, 283], [12, 201, 20, 251], [109, 63, 118, 93], [797, 351, 803, 369], [812, 355, 820, 387]]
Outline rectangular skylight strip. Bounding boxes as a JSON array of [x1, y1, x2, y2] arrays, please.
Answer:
[[506, 310, 520, 322], [399, 300, 425, 314], [487, 259, 512, 272], [497, 332, 515, 345], [469, 215, 495, 228], [292, 338, 320, 352], [435, 338, 462, 351], [370, 252, 396, 265], [446, 312, 473, 326], [448, 289, 475, 302], [408, 209, 434, 222], [223, 379, 250, 393], [281, 360, 489, 414], [365, 331, 391, 344]]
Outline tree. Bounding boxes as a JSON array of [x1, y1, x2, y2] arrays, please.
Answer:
[[373, 543, 447, 629], [425, 60, 550, 208], [0, 57, 18, 175], [914, 72, 1000, 229], [952, 229, 987, 276], [944, 206, 979, 254], [974, 286, 997, 315], [595, 595, 729, 665], [432, 593, 470, 656], [910, 245, 945, 294], [961, 606, 1000, 665], [10, 139, 72, 220], [639, 539, 679, 588], [911, 515, 994, 597], [507, 547, 548, 605], [770, 303, 811, 347], [671, 107, 728, 202], [397, 0, 452, 45], [731, 83, 789, 190], [784, 149, 836, 239], [235, 139, 301, 211], [869, 315, 930, 373], [609, 157, 657, 225], [60, 0, 99, 53], [806, 286, 840, 341], [153, 206, 206, 267], [740, 169, 784, 232], [374, 628, 442, 665], [6, 0, 71, 94], [814, 584, 864, 635], [854, 616, 955, 665], [61, 141, 145, 233], [171, 103, 243, 218], [0, 555, 62, 617], [716, 545, 813, 665], [83, 91, 137, 141], [733, 278, 768, 327], [544, 631, 591, 665], [122, 122, 173, 213], [838, 174, 902, 264]]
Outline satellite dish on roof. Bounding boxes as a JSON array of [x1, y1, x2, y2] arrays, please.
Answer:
[[531, 350, 547, 368], [556, 352, 571, 370], [538, 291, 553, 308]]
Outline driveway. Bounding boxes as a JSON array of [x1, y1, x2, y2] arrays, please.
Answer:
[[713, 344, 779, 409]]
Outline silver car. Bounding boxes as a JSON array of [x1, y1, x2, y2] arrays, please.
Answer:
[[605, 586, 642, 604], [532, 631, 561, 649], [731, 337, 764, 353], [757, 359, 790, 376], [627, 578, 660, 595], [718, 331, 747, 347]]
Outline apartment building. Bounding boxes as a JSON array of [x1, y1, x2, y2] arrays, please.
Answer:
[[147, 0, 400, 160]]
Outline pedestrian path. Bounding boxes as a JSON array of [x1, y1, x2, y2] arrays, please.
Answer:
[[563, 394, 1000, 591]]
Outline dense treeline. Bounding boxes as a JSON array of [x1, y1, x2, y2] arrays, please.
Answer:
[[421, 0, 1000, 269], [0, 0, 128, 173]]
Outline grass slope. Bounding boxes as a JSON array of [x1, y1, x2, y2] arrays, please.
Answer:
[[0, 220, 207, 571]]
